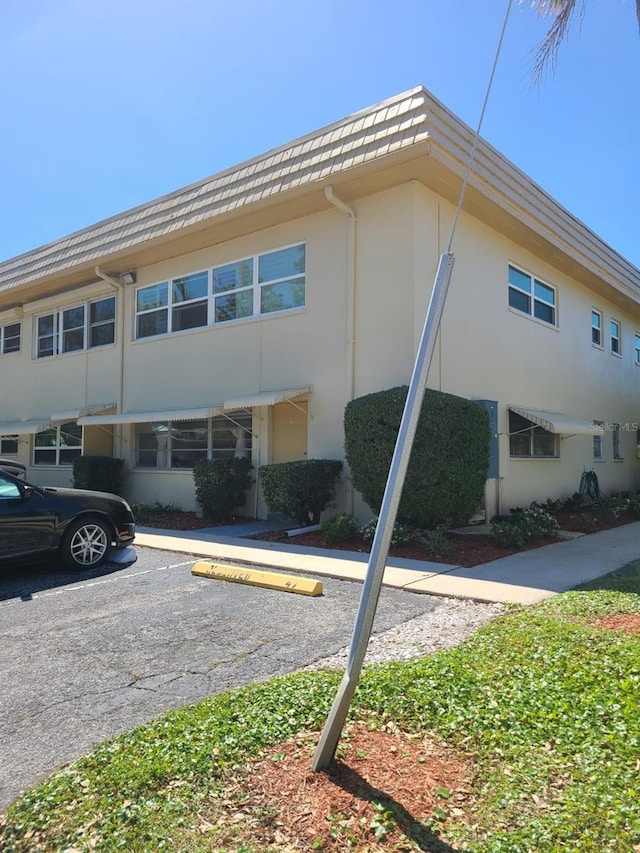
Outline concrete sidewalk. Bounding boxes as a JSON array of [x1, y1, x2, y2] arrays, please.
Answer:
[[134, 522, 640, 605]]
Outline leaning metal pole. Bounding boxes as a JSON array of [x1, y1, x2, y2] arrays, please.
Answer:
[[312, 251, 455, 771]]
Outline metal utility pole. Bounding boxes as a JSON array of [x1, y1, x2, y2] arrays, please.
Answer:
[[312, 251, 454, 771], [311, 0, 514, 773]]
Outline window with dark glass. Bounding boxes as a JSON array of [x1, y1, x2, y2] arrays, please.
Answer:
[[134, 412, 252, 468], [33, 422, 82, 466], [36, 296, 115, 357], [0, 436, 18, 455], [509, 411, 558, 458], [0, 321, 20, 355], [592, 310, 602, 346], [610, 320, 621, 355], [508, 265, 556, 326]]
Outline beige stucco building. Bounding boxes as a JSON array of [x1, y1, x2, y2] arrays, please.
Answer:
[[1, 86, 639, 521]]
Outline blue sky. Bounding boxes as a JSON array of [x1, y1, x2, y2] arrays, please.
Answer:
[[1, 0, 638, 267]]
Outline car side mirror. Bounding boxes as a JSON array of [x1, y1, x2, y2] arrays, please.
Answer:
[[20, 484, 34, 500]]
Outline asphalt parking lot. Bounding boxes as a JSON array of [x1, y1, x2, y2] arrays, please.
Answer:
[[0, 545, 445, 812]]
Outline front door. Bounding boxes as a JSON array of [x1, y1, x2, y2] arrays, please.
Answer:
[[272, 402, 307, 463]]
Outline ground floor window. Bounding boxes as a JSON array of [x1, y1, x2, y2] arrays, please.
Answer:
[[509, 411, 558, 458], [0, 436, 18, 455], [134, 411, 252, 468], [33, 422, 82, 466]]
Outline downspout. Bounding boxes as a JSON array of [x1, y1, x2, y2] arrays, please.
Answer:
[[324, 186, 357, 513], [94, 267, 126, 457]]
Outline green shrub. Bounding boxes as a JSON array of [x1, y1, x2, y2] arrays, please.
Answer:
[[361, 517, 418, 548], [492, 504, 559, 549], [595, 496, 625, 524], [193, 457, 253, 521], [626, 492, 640, 519], [420, 526, 454, 556], [344, 386, 490, 528], [72, 455, 125, 495], [320, 511, 359, 543], [259, 459, 343, 525]]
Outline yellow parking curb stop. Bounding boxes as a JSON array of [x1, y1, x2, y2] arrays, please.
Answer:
[[191, 561, 323, 596]]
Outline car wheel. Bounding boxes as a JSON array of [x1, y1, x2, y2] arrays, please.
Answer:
[[60, 516, 112, 570]]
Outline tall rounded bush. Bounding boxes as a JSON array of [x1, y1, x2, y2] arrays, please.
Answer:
[[259, 459, 343, 525], [72, 455, 125, 496], [193, 457, 253, 521], [344, 386, 490, 528]]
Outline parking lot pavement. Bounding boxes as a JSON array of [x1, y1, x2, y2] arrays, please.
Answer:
[[0, 545, 446, 812]]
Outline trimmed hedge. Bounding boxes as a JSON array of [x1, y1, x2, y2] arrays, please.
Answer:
[[259, 459, 343, 525], [193, 457, 253, 521], [72, 455, 125, 496], [344, 386, 490, 528]]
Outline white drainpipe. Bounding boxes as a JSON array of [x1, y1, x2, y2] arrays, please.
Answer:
[[324, 186, 357, 513], [94, 266, 126, 456]]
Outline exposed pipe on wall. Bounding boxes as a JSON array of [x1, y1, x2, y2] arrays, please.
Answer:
[[94, 266, 126, 457], [324, 186, 357, 514]]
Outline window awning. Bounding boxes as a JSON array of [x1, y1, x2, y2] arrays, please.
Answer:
[[220, 386, 312, 412], [0, 419, 53, 436], [509, 406, 604, 435], [78, 406, 221, 426], [50, 402, 117, 422]]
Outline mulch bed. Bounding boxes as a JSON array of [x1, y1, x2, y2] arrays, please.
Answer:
[[250, 529, 560, 568], [216, 723, 473, 851], [137, 507, 638, 567]]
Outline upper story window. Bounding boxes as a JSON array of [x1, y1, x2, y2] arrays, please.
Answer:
[[0, 321, 20, 355], [508, 264, 556, 326], [133, 411, 252, 468], [591, 310, 602, 347], [634, 333, 640, 365], [135, 243, 306, 340], [509, 411, 558, 458], [610, 319, 621, 355], [35, 296, 116, 359], [33, 422, 82, 466]]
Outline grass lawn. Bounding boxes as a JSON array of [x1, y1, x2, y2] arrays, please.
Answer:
[[1, 564, 639, 852]]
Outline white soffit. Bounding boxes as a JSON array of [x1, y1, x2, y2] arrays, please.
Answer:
[[509, 406, 603, 436], [0, 419, 52, 436], [50, 402, 117, 422], [78, 407, 220, 426], [221, 386, 312, 411]]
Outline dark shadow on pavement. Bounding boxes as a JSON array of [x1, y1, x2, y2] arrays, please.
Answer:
[[0, 550, 137, 603]]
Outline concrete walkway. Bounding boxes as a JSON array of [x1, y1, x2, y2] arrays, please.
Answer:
[[134, 521, 640, 606]]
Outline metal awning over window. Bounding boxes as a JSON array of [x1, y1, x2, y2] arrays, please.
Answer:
[[220, 386, 312, 412], [0, 419, 53, 436], [78, 406, 221, 426], [50, 402, 117, 422], [508, 406, 604, 436]]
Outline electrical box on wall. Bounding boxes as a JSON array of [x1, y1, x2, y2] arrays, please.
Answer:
[[474, 399, 499, 479]]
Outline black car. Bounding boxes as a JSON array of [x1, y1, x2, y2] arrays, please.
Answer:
[[0, 458, 26, 479], [0, 470, 135, 570]]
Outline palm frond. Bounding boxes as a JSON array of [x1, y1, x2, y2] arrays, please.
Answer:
[[530, 0, 586, 83]]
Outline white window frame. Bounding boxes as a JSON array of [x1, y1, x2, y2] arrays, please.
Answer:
[[612, 424, 623, 460], [0, 321, 21, 355], [35, 295, 116, 359], [133, 411, 253, 468], [33, 422, 83, 467], [610, 319, 622, 356], [509, 411, 559, 458], [591, 309, 603, 348], [135, 242, 306, 340], [634, 333, 640, 366], [593, 420, 604, 460], [508, 264, 557, 327]]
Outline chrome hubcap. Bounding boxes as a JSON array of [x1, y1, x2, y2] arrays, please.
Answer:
[[69, 524, 108, 566]]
